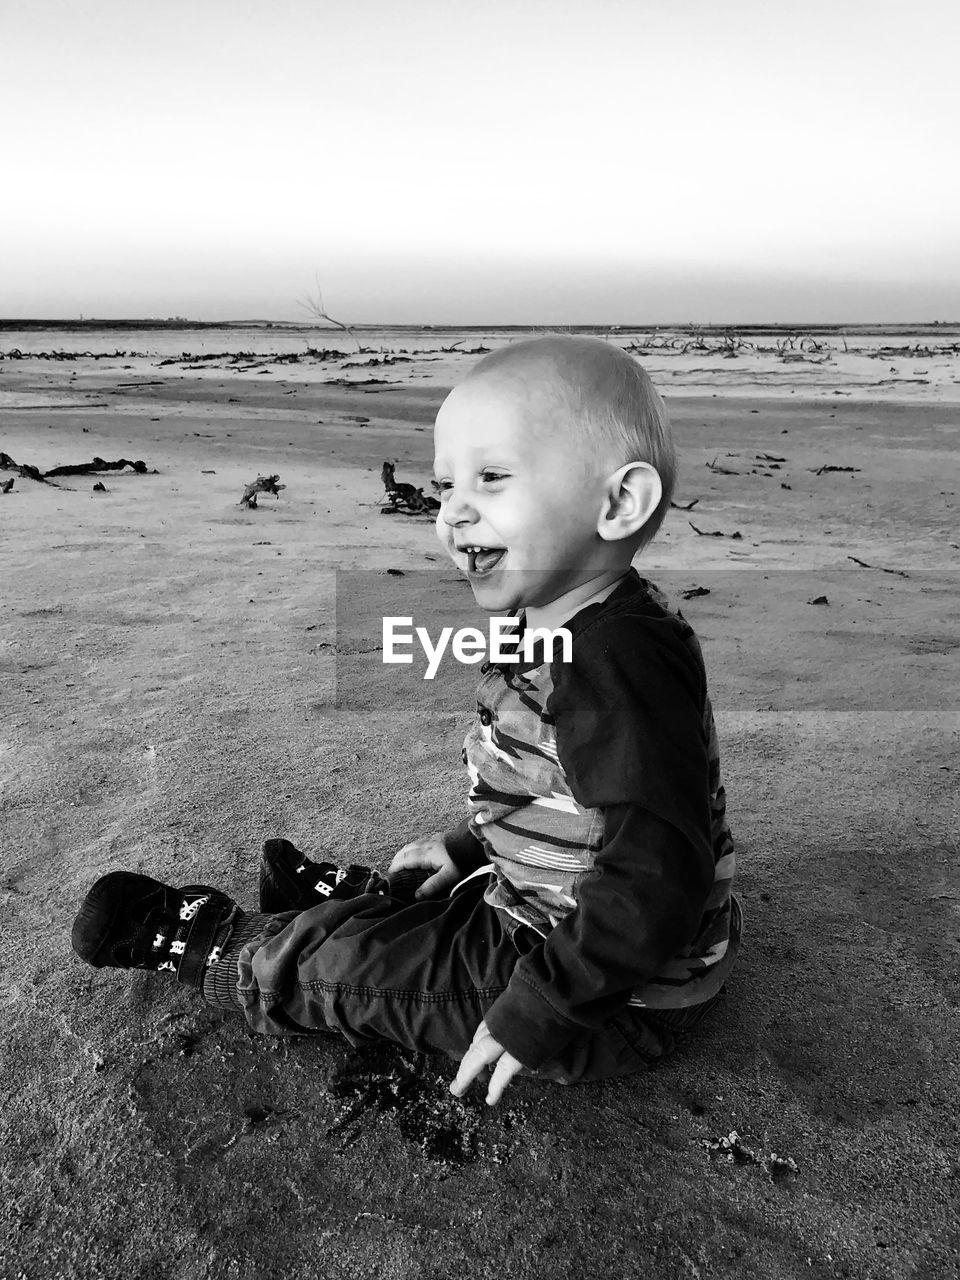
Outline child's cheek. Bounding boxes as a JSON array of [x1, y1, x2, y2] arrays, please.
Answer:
[[435, 508, 454, 557]]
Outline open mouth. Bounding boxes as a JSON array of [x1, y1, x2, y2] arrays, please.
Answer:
[[459, 544, 506, 575]]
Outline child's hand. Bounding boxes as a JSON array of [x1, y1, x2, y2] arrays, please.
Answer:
[[450, 1021, 524, 1106], [388, 835, 460, 899]]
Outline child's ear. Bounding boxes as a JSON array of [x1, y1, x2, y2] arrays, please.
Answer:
[[596, 462, 662, 541]]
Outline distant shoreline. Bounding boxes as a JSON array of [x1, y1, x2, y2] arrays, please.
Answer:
[[2, 318, 958, 335]]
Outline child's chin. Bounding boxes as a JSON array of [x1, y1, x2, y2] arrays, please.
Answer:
[[468, 577, 518, 613]]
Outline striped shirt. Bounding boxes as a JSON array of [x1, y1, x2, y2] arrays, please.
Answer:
[[464, 571, 740, 1013]]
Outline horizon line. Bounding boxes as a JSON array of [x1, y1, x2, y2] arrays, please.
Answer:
[[3, 317, 959, 331]]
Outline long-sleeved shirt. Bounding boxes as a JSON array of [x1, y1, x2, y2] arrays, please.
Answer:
[[444, 569, 741, 1069]]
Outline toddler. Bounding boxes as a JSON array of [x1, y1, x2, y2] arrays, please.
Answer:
[[72, 336, 740, 1106]]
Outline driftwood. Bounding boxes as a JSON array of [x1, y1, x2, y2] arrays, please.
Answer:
[[1, 478, 13, 494], [46, 457, 151, 477], [240, 474, 285, 508], [439, 340, 491, 354], [1, 452, 51, 484], [0, 451, 154, 483], [0, 348, 147, 362], [379, 486, 439, 516], [689, 521, 743, 540], [779, 350, 829, 364], [378, 461, 440, 516], [341, 355, 415, 368]]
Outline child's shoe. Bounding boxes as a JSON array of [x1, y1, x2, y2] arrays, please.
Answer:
[[258, 839, 380, 913], [258, 839, 431, 911], [71, 871, 236, 988]]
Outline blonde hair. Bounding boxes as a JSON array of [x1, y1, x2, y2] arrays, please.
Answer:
[[466, 335, 677, 548]]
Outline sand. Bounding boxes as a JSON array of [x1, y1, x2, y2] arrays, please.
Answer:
[[1, 337, 958, 1280]]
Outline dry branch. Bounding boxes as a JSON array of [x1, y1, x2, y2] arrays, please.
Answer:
[[0, 452, 51, 483], [4, 454, 63, 484], [1, 451, 155, 483], [439, 340, 491, 355], [689, 521, 743, 540], [240, 474, 286, 508], [377, 460, 440, 516], [847, 555, 909, 578], [45, 457, 152, 477], [299, 277, 365, 351], [706, 456, 740, 475]]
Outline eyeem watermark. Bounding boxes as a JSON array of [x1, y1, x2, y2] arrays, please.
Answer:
[[382, 616, 573, 680]]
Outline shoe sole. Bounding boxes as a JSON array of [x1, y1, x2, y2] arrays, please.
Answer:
[[71, 871, 223, 968]]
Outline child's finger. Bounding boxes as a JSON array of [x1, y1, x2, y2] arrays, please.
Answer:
[[449, 1028, 503, 1097], [484, 1053, 523, 1107], [413, 871, 443, 899], [414, 864, 457, 900], [388, 844, 434, 873], [389, 834, 448, 871]]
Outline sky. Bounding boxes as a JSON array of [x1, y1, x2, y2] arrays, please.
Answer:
[[2, 0, 959, 324]]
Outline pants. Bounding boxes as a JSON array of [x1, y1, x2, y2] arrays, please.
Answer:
[[206, 873, 718, 1085]]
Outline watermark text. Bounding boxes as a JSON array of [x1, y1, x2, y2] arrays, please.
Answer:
[[382, 616, 573, 679]]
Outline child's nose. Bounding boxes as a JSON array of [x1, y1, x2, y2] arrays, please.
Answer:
[[441, 484, 477, 526]]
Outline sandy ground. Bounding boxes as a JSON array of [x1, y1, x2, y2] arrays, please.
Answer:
[[1, 346, 958, 1280]]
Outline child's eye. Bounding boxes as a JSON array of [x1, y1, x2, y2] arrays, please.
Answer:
[[480, 471, 508, 485], [435, 479, 453, 494]]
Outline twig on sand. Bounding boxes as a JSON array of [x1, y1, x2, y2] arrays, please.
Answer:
[[847, 555, 909, 578], [689, 521, 743, 540], [240, 474, 286, 509], [812, 465, 861, 476], [670, 498, 699, 510], [706, 456, 740, 475]]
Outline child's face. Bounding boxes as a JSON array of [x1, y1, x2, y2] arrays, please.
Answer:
[[433, 374, 614, 613]]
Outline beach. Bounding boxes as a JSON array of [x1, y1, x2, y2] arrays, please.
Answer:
[[2, 327, 958, 1280]]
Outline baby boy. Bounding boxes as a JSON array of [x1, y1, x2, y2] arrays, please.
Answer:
[[72, 336, 741, 1106]]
